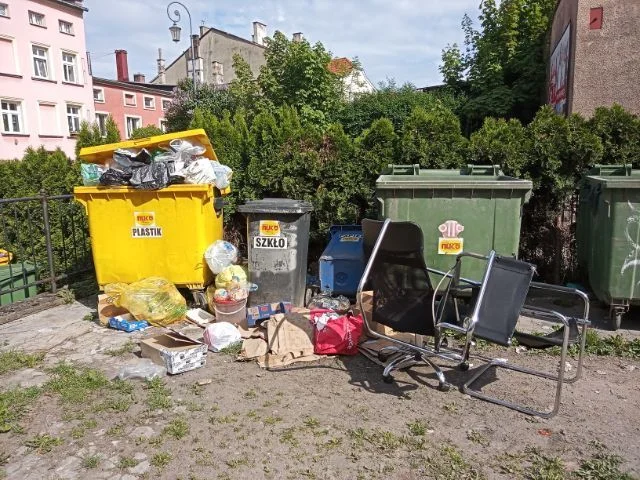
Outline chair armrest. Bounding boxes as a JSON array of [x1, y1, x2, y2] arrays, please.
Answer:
[[528, 282, 591, 326], [521, 305, 570, 327], [426, 267, 481, 287]]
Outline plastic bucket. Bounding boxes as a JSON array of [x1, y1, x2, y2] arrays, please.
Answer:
[[213, 299, 247, 327]]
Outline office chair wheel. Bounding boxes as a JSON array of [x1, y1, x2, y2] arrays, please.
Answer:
[[437, 382, 451, 392], [459, 362, 470, 372], [382, 375, 394, 384]]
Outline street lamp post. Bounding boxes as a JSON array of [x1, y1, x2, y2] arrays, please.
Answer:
[[167, 1, 197, 93]]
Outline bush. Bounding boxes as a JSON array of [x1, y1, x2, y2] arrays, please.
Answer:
[[130, 125, 164, 140]]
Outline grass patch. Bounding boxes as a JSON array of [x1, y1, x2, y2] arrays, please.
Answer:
[[218, 341, 243, 356], [467, 430, 490, 446], [525, 449, 565, 480], [163, 418, 190, 439], [573, 453, 633, 480], [46, 363, 108, 403], [151, 452, 172, 469], [106, 424, 125, 437], [24, 434, 63, 454], [0, 350, 45, 375], [243, 389, 258, 399], [280, 427, 299, 447], [105, 340, 137, 357], [118, 456, 139, 469], [81, 455, 101, 469], [0, 386, 41, 433], [263, 415, 283, 426], [56, 288, 75, 304], [94, 396, 132, 413], [209, 415, 237, 425], [424, 445, 485, 480], [303, 417, 320, 429], [71, 418, 98, 439], [145, 378, 172, 410], [407, 420, 430, 436], [347, 428, 404, 451], [226, 457, 252, 468]]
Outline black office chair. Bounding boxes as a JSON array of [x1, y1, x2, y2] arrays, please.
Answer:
[[357, 219, 473, 391]]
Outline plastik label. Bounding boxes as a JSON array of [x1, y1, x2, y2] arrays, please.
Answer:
[[438, 238, 463, 255], [259, 220, 280, 237], [132, 227, 163, 238]]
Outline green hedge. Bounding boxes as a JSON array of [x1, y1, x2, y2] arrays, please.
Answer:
[[2, 103, 640, 284]]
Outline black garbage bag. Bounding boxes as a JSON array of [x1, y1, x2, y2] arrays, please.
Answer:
[[113, 148, 152, 167], [166, 160, 185, 185], [129, 161, 170, 190], [99, 168, 132, 186]]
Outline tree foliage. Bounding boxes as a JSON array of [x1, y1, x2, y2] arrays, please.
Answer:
[[441, 0, 557, 126], [129, 125, 164, 140], [75, 116, 120, 157]]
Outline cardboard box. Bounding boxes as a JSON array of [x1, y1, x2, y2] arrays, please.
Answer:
[[140, 331, 207, 374], [246, 302, 293, 327], [98, 294, 129, 327]]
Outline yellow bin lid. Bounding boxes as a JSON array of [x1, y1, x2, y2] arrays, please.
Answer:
[[78, 129, 217, 164]]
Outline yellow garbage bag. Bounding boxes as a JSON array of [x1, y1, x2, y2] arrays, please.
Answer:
[[214, 265, 247, 289], [105, 277, 187, 327]]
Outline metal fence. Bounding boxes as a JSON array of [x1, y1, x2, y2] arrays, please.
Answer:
[[0, 191, 93, 305]]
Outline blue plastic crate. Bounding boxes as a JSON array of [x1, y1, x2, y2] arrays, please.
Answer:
[[319, 225, 365, 297]]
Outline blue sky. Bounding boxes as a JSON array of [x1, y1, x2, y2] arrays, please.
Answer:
[[85, 0, 478, 87]]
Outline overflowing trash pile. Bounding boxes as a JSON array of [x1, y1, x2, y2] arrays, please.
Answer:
[[77, 129, 372, 380], [81, 138, 232, 191]]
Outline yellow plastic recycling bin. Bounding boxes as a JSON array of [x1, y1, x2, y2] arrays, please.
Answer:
[[74, 129, 226, 304]]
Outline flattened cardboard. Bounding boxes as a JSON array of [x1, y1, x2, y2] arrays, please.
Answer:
[[140, 331, 207, 374], [98, 294, 129, 327]]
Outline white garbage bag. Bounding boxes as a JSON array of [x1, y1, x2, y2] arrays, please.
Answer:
[[203, 322, 241, 352]]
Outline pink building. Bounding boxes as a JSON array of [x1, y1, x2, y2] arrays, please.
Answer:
[[92, 51, 175, 139], [0, 0, 94, 160]]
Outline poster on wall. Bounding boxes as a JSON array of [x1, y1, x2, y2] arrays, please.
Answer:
[[548, 24, 571, 115]]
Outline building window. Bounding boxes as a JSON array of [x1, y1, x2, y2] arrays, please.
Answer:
[[93, 88, 105, 103], [95, 112, 108, 137], [143, 96, 155, 110], [59, 20, 73, 35], [159, 119, 168, 132], [0, 37, 18, 75], [32, 45, 49, 79], [1, 100, 24, 134], [28, 11, 45, 27], [38, 102, 58, 136], [161, 99, 171, 111], [0, 3, 9, 18], [590, 7, 603, 30], [62, 52, 78, 83], [66, 104, 81, 134], [123, 92, 136, 107], [125, 115, 141, 138]]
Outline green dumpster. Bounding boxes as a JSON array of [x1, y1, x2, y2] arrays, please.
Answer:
[[0, 262, 37, 306], [576, 164, 640, 330], [375, 164, 532, 282]]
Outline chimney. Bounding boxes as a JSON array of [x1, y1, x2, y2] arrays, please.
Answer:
[[212, 61, 224, 85], [157, 48, 166, 85], [115, 49, 129, 82], [133, 73, 145, 83], [292, 32, 303, 42], [252, 21, 267, 45], [191, 34, 200, 58]]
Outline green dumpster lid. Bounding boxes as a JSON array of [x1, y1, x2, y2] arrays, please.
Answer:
[[0, 262, 36, 282], [376, 165, 532, 191], [584, 164, 640, 188], [238, 198, 314, 214]]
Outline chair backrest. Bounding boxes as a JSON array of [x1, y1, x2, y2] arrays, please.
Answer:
[[471, 253, 535, 346], [361, 219, 436, 336]]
